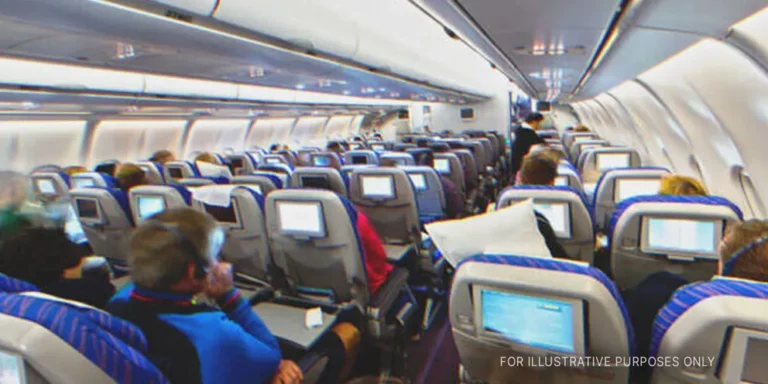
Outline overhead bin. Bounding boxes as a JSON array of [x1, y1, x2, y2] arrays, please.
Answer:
[[212, 0, 489, 95], [152, 0, 218, 16], [238, 84, 298, 104], [213, 0, 359, 59], [0, 57, 144, 93], [143, 74, 239, 99]]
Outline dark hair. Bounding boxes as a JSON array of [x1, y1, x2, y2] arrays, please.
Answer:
[[724, 235, 768, 283], [116, 164, 147, 191], [0, 228, 83, 286], [326, 141, 344, 153], [94, 161, 119, 177], [150, 150, 174, 163], [420, 151, 435, 168], [520, 155, 558, 186], [524, 112, 545, 124], [269, 143, 280, 152]]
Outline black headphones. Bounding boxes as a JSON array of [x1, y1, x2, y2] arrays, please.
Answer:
[[147, 221, 209, 280]]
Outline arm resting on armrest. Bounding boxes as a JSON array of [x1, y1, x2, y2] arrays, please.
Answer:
[[368, 268, 409, 319], [246, 285, 276, 305]]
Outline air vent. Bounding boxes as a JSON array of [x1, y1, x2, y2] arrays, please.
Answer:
[[164, 10, 193, 22], [512, 45, 587, 56]]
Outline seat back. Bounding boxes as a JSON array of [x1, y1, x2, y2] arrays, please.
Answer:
[[451, 255, 632, 384], [177, 178, 215, 188], [434, 153, 466, 198], [609, 195, 743, 290], [340, 165, 373, 182], [343, 150, 379, 166], [70, 172, 118, 189], [191, 185, 271, 282], [462, 141, 485, 173], [276, 150, 298, 167], [369, 141, 394, 152], [262, 154, 289, 167], [563, 132, 599, 149], [401, 166, 445, 223], [227, 153, 256, 176], [131, 162, 165, 184], [556, 162, 585, 192], [473, 138, 493, 167], [231, 176, 278, 195], [265, 189, 368, 306], [570, 139, 609, 161], [291, 167, 347, 197], [309, 152, 343, 170], [348, 167, 421, 246], [128, 185, 191, 224], [452, 149, 479, 191], [69, 187, 134, 264], [497, 186, 594, 263], [253, 171, 289, 189], [0, 292, 168, 384], [163, 161, 199, 182], [30, 172, 70, 200], [483, 135, 500, 162], [394, 143, 417, 152], [651, 278, 768, 384], [379, 152, 415, 167], [593, 168, 670, 230], [581, 148, 641, 175]]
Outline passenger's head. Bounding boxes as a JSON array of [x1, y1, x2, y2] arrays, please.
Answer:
[[327, 141, 345, 155], [519, 154, 558, 186], [528, 146, 565, 164], [573, 124, 591, 133], [269, 144, 280, 153], [0, 228, 84, 286], [380, 158, 398, 167], [720, 220, 768, 266], [115, 164, 148, 191], [149, 150, 175, 165], [128, 208, 224, 292], [416, 150, 435, 168], [194, 152, 218, 165], [63, 166, 88, 176], [659, 175, 707, 196], [720, 223, 768, 283], [524, 112, 546, 130], [0, 171, 29, 210], [94, 161, 119, 177]]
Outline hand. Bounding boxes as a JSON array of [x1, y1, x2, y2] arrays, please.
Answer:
[[204, 262, 234, 300], [271, 360, 303, 384]]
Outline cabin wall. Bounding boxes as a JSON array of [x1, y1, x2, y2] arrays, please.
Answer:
[[0, 114, 374, 172], [572, 24, 768, 218]]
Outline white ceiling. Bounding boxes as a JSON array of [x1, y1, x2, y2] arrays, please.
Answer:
[[454, 0, 619, 99], [413, 0, 768, 101]]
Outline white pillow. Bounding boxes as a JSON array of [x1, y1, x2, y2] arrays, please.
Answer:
[[196, 161, 233, 179], [425, 199, 551, 267]]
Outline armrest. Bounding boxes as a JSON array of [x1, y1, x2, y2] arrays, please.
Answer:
[[297, 351, 329, 384], [245, 286, 276, 305], [368, 268, 409, 318]]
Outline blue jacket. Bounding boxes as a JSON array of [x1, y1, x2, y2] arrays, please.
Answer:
[[108, 287, 281, 384]]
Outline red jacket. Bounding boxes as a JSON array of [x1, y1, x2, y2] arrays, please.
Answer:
[[356, 211, 393, 295]]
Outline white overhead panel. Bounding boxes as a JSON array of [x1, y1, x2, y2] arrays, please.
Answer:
[[0, 0, 486, 105], [576, 0, 768, 99], [0, 56, 145, 93], [452, 0, 618, 99]]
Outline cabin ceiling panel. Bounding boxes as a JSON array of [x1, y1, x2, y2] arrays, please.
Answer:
[[0, 0, 483, 104], [456, 0, 619, 97]]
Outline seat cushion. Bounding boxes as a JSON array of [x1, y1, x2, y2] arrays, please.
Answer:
[[650, 279, 768, 357]]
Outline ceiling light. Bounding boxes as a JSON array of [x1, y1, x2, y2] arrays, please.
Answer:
[[249, 67, 265, 78], [343, 90, 351, 95], [114, 42, 135, 60], [295, 84, 306, 90]]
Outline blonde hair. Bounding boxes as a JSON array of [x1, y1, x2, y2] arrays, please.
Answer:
[[659, 175, 707, 196], [63, 166, 87, 176], [116, 164, 147, 190], [194, 153, 218, 165]]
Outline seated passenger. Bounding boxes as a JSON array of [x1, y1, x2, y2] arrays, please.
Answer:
[[356, 210, 394, 295], [422, 151, 464, 219], [515, 147, 562, 185], [659, 175, 707, 196], [0, 171, 33, 240], [149, 149, 176, 165], [327, 141, 345, 156], [94, 161, 120, 177], [269, 143, 280, 153], [195, 152, 218, 165], [625, 219, 768, 359], [0, 228, 115, 308], [63, 165, 88, 176], [115, 164, 149, 193], [107, 208, 297, 384], [573, 124, 590, 132], [517, 154, 570, 259]]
